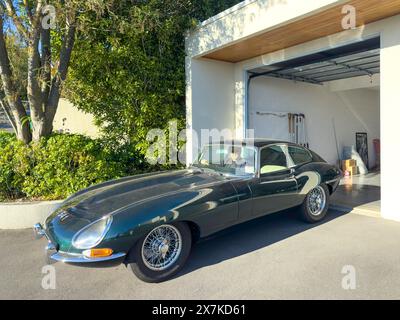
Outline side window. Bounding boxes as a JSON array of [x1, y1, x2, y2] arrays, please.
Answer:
[[260, 145, 289, 175], [288, 146, 313, 165]]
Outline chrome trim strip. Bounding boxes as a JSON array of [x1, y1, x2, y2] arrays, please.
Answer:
[[325, 178, 341, 184], [260, 179, 297, 185], [50, 252, 126, 264], [220, 195, 240, 202]]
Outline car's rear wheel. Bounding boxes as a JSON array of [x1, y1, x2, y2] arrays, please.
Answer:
[[128, 222, 192, 283], [300, 184, 330, 223]]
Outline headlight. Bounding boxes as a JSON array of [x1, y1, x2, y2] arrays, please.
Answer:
[[72, 216, 113, 250]]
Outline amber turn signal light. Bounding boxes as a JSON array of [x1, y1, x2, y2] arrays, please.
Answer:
[[83, 248, 113, 258]]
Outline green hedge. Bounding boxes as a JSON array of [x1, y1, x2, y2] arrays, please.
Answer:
[[0, 132, 143, 201]]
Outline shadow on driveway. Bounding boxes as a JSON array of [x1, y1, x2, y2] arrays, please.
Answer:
[[178, 208, 351, 279]]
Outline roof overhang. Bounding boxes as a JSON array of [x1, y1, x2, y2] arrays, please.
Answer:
[[249, 37, 380, 84], [191, 0, 400, 63]]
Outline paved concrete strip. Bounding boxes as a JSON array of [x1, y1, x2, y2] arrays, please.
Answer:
[[1, 210, 400, 300], [330, 204, 381, 219]]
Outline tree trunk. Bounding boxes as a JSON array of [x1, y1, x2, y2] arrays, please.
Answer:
[[27, 29, 45, 142], [35, 27, 53, 140], [31, 118, 50, 141], [15, 115, 32, 143], [41, 28, 51, 101], [0, 16, 31, 143]]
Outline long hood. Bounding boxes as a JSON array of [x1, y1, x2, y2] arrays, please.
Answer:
[[45, 169, 228, 247]]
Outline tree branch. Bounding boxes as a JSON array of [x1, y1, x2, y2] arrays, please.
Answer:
[[32, 0, 44, 30], [0, 98, 17, 132], [4, 0, 29, 39], [41, 27, 51, 104], [46, 11, 77, 125], [27, 0, 45, 131], [29, 0, 44, 45], [27, 35, 43, 117], [23, 0, 34, 24]]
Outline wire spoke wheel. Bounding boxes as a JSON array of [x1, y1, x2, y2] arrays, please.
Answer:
[[141, 225, 182, 271], [307, 186, 327, 216]]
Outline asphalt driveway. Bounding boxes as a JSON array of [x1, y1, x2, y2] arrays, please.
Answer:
[[1, 209, 400, 300]]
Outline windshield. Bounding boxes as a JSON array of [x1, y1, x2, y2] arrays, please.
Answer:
[[194, 144, 256, 177]]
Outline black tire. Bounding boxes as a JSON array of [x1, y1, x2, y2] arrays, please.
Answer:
[[300, 184, 330, 224], [128, 222, 192, 283]]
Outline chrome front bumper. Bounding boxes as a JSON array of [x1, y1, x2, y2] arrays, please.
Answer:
[[34, 223, 58, 264], [33, 223, 126, 265], [51, 251, 126, 264]]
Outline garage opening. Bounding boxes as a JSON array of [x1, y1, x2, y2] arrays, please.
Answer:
[[247, 37, 381, 214]]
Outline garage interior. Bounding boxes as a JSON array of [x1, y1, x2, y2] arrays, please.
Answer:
[[247, 37, 381, 215]]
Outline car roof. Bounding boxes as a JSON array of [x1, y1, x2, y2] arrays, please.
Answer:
[[214, 139, 299, 148]]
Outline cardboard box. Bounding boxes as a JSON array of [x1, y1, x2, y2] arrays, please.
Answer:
[[342, 159, 357, 168], [348, 166, 358, 176]]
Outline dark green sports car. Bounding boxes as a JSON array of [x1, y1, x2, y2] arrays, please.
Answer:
[[34, 139, 341, 283]]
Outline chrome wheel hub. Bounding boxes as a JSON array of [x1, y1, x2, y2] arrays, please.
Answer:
[[142, 225, 182, 271], [308, 186, 327, 216], [158, 240, 169, 258]]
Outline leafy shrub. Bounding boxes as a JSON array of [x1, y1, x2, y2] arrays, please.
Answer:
[[0, 132, 26, 201], [21, 135, 129, 200], [0, 131, 16, 149], [0, 133, 142, 201]]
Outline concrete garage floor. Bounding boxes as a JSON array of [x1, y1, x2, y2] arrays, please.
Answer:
[[331, 172, 381, 218], [1, 208, 400, 300]]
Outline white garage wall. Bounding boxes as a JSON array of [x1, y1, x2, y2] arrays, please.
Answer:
[[381, 16, 400, 222], [249, 77, 380, 168], [186, 58, 235, 164]]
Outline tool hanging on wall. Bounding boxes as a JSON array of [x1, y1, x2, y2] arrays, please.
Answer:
[[332, 118, 341, 166], [299, 114, 305, 147], [301, 114, 309, 148], [287, 113, 309, 148], [289, 113, 294, 143]]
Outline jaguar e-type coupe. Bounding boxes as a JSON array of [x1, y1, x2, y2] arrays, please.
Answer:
[[34, 139, 341, 283]]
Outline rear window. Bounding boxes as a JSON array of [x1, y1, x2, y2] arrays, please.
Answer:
[[288, 146, 313, 165]]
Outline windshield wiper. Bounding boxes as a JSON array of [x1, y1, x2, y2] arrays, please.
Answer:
[[191, 165, 228, 177]]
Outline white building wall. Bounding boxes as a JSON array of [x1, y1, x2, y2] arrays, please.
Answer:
[[186, 58, 235, 164], [248, 77, 380, 168], [53, 99, 101, 138], [381, 17, 400, 222]]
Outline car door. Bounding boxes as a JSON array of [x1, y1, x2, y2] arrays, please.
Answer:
[[250, 144, 299, 217]]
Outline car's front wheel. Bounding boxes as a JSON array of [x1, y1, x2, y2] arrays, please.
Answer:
[[300, 184, 330, 223], [128, 222, 192, 283]]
